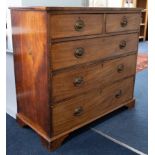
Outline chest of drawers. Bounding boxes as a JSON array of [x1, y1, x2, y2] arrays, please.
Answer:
[[10, 7, 141, 151]]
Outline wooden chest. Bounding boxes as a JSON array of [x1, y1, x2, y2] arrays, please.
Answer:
[[10, 7, 141, 151]]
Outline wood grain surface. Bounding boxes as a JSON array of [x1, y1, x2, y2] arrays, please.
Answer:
[[52, 54, 137, 102], [106, 13, 141, 33], [50, 14, 103, 39], [52, 77, 134, 135], [11, 10, 51, 137], [10, 7, 141, 151], [51, 33, 138, 70]]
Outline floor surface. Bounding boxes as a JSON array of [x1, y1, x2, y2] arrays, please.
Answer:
[[92, 69, 148, 153]]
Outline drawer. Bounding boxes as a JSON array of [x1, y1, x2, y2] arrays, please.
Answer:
[[52, 77, 134, 135], [51, 33, 138, 70], [52, 54, 137, 102], [50, 14, 103, 39], [106, 14, 141, 33]]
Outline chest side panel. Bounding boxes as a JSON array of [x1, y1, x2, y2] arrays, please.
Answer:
[[11, 10, 51, 138]]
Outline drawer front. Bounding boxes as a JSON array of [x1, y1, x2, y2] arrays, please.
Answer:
[[52, 54, 137, 102], [50, 14, 103, 39], [106, 14, 141, 33], [52, 77, 134, 135], [51, 33, 138, 70]]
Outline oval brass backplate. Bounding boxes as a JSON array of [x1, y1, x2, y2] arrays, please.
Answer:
[[73, 76, 84, 86], [115, 90, 122, 98], [73, 106, 84, 116], [117, 64, 124, 73], [74, 47, 85, 58], [74, 19, 85, 31], [120, 16, 128, 27]]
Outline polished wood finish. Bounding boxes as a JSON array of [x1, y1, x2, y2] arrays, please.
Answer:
[[52, 77, 134, 135], [50, 14, 103, 39], [51, 33, 138, 70], [51, 31, 140, 43], [11, 10, 51, 138], [52, 54, 137, 102], [106, 13, 141, 33], [40, 134, 69, 151], [126, 99, 135, 109], [9, 6, 141, 12], [16, 116, 28, 127], [10, 7, 141, 151]]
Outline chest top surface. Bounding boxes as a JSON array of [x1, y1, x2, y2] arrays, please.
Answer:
[[9, 6, 141, 12]]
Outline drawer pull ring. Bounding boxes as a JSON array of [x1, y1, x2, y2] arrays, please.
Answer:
[[73, 107, 84, 116], [117, 64, 124, 73], [119, 40, 126, 49], [120, 16, 128, 27], [73, 77, 84, 86], [75, 47, 85, 58], [115, 90, 122, 98], [74, 19, 85, 31]]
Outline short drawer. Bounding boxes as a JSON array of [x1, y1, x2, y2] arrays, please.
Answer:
[[51, 33, 138, 70], [106, 14, 141, 33], [52, 77, 134, 136], [50, 14, 103, 39], [51, 54, 137, 102]]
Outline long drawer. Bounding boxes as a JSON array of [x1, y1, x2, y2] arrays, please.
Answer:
[[50, 14, 103, 39], [51, 54, 137, 102], [51, 33, 138, 70], [106, 13, 141, 33], [52, 77, 134, 136]]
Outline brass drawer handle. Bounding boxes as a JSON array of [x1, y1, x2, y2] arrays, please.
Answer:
[[120, 16, 128, 27], [115, 90, 122, 98], [74, 47, 85, 58], [73, 76, 84, 86], [73, 106, 84, 116], [117, 64, 124, 73], [74, 19, 85, 31], [119, 40, 126, 49]]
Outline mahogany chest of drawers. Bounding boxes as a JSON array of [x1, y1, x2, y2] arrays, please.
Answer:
[[10, 7, 141, 151]]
